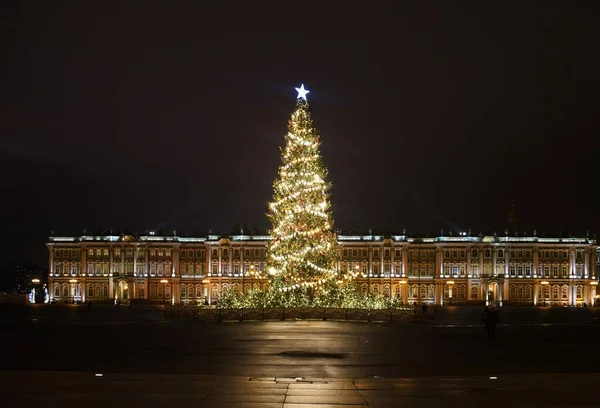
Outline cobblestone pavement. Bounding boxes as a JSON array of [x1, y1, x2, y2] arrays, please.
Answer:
[[2, 371, 598, 408]]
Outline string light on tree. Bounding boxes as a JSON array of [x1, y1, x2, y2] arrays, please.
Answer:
[[266, 84, 339, 296]]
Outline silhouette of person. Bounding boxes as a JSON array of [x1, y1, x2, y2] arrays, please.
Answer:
[[481, 305, 499, 340]]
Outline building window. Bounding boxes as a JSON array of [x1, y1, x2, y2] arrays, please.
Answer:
[[471, 264, 479, 277], [575, 264, 583, 277], [451, 265, 459, 276], [88, 249, 93, 256], [525, 265, 531, 276], [561, 264, 568, 277], [484, 249, 491, 258], [498, 249, 504, 258], [509, 265, 516, 277], [484, 263, 492, 276], [561, 285, 568, 300], [114, 248, 121, 257], [223, 264, 229, 275], [470, 285, 478, 300], [443, 264, 450, 276], [223, 249, 228, 258], [552, 265, 559, 277], [459, 263, 466, 276], [471, 249, 478, 258], [517, 265, 523, 276]]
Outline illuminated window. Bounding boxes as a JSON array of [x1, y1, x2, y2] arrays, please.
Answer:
[[451, 265, 459, 276], [114, 248, 120, 257], [372, 262, 380, 275], [233, 263, 240, 274], [103, 249, 108, 256]]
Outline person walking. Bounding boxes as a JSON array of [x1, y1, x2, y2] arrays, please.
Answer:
[[481, 305, 499, 340]]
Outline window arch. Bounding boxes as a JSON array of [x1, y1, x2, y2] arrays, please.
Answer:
[[458, 284, 466, 299], [470, 285, 478, 300]]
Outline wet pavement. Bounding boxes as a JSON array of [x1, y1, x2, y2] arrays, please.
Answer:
[[3, 371, 599, 407], [2, 304, 600, 406]]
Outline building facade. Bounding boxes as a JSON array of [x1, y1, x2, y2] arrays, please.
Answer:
[[47, 232, 599, 306]]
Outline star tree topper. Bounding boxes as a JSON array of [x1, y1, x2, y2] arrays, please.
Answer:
[[295, 84, 310, 100]]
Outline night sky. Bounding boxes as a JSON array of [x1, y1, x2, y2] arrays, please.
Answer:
[[2, 1, 599, 265]]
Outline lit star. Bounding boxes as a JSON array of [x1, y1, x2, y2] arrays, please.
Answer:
[[295, 84, 310, 100]]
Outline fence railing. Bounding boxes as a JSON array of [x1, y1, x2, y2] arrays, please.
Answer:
[[164, 305, 434, 322]]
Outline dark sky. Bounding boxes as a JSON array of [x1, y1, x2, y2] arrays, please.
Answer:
[[2, 1, 599, 265]]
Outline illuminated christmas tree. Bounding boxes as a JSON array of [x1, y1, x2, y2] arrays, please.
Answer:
[[266, 84, 339, 298]]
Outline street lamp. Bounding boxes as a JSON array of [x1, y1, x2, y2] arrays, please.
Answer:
[[31, 278, 40, 284], [160, 279, 168, 304], [541, 280, 549, 306]]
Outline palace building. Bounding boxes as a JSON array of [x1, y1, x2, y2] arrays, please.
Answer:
[[46, 231, 599, 306]]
